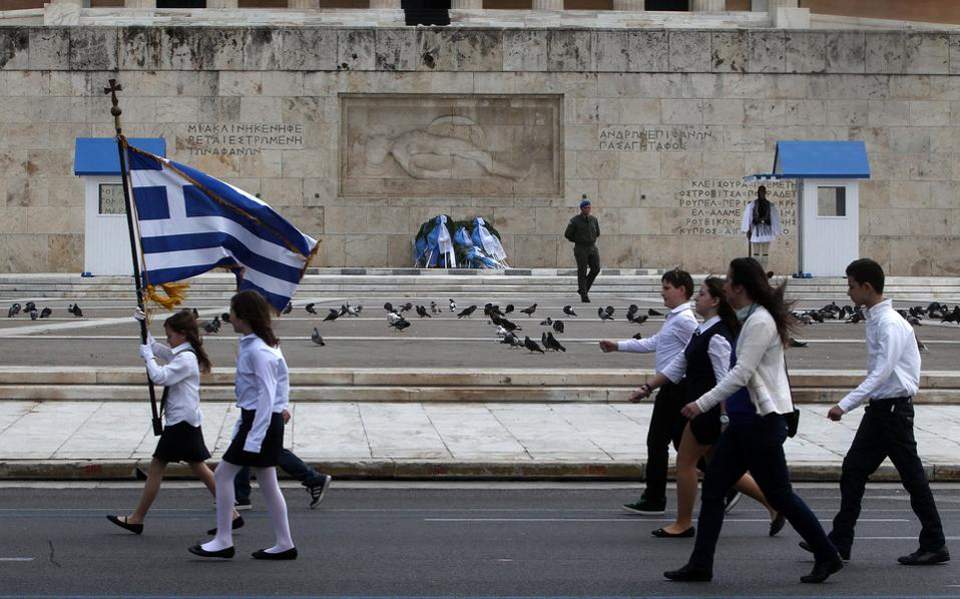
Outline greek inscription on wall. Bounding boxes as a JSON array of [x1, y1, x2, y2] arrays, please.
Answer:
[[598, 126, 718, 152], [178, 123, 304, 157], [677, 179, 797, 237]]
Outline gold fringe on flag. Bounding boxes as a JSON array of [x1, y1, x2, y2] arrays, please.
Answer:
[[144, 282, 190, 311]]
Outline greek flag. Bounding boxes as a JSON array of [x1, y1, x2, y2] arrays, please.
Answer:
[[126, 144, 318, 312]]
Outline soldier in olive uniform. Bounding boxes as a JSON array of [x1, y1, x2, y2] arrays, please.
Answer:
[[564, 198, 601, 303]]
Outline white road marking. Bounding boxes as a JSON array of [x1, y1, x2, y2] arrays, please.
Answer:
[[424, 518, 910, 523], [0, 557, 33, 561]]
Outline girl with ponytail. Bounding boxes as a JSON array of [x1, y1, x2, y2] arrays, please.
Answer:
[[108, 308, 242, 536]]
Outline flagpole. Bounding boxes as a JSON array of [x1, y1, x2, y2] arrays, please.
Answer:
[[104, 79, 162, 437]]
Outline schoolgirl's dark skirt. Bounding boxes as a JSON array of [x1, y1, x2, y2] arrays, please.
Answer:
[[689, 405, 723, 446], [154, 421, 212, 464], [222, 409, 285, 468]]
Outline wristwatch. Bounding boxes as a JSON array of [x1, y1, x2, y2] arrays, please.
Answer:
[[640, 383, 652, 394], [719, 413, 730, 425]]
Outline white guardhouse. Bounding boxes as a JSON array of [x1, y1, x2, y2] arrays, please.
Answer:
[[74, 138, 166, 276], [747, 140, 871, 277]]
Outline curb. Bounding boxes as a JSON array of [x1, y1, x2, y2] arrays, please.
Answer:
[[2, 460, 958, 482]]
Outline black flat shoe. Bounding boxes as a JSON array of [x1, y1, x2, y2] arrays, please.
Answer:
[[188, 544, 234, 559], [652, 526, 695, 538], [800, 557, 843, 583], [207, 516, 244, 536], [898, 547, 950, 565], [106, 515, 143, 535], [252, 547, 298, 560], [664, 563, 712, 582], [769, 513, 786, 537], [800, 540, 850, 561]]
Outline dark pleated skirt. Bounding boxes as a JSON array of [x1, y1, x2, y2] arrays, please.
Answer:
[[222, 409, 284, 468]]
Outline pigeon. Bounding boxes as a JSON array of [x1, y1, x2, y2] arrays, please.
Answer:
[[632, 332, 643, 340], [552, 320, 564, 334], [501, 332, 520, 347], [523, 336, 545, 354], [598, 307, 614, 322], [500, 318, 521, 332], [305, 303, 317, 315], [24, 301, 36, 313], [29, 308, 38, 320], [400, 302, 413, 314], [449, 299, 457, 312], [391, 318, 411, 332], [430, 301, 439, 315], [457, 305, 478, 319], [648, 308, 662, 316], [562, 305, 577, 317], [416, 305, 430, 318], [629, 314, 648, 325], [504, 304, 515, 314], [282, 302, 293, 315], [386, 311, 402, 325], [384, 302, 395, 313], [604, 305, 615, 316], [626, 304, 639, 317], [69, 303, 84, 318], [544, 331, 567, 352], [202, 315, 221, 334], [789, 337, 807, 348], [323, 308, 341, 322], [311, 327, 325, 346], [192, 308, 199, 319], [539, 316, 553, 326], [345, 304, 362, 317], [39, 307, 52, 319], [7, 303, 21, 318], [520, 303, 537, 316], [221, 312, 231, 324], [943, 306, 960, 324], [496, 325, 508, 338]]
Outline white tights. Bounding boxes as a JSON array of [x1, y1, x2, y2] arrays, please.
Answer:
[[202, 460, 294, 553]]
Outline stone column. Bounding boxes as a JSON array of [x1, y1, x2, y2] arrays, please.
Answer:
[[690, 0, 724, 11], [207, 0, 239, 8], [612, 0, 645, 10], [369, 0, 402, 7], [44, 0, 81, 25], [124, 0, 156, 7], [750, 0, 767, 10], [450, 0, 482, 7], [288, 0, 319, 7], [770, 0, 808, 28], [531, 0, 563, 9]]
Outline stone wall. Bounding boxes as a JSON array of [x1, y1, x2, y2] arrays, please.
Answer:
[[0, 26, 959, 274]]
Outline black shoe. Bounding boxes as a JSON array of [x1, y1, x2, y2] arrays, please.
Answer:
[[800, 557, 843, 583], [799, 540, 850, 561], [652, 526, 695, 538], [106, 515, 143, 535], [252, 547, 298, 560], [580, 293, 590, 303], [622, 496, 666, 515], [898, 547, 950, 565], [188, 544, 235, 559], [664, 563, 712, 582], [305, 474, 332, 509], [207, 516, 244, 536], [769, 512, 786, 537], [723, 488, 742, 514]]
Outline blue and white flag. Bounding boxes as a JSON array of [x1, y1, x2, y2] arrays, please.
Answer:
[[126, 144, 318, 312]]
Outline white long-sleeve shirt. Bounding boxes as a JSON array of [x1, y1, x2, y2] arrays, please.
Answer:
[[661, 316, 732, 386], [617, 303, 698, 373], [838, 299, 921, 413], [695, 304, 793, 416], [234, 333, 290, 453], [741, 200, 782, 243], [144, 333, 202, 427]]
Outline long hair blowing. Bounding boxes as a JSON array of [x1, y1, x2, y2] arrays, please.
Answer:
[[164, 310, 212, 373], [703, 276, 740, 336], [230, 290, 279, 348], [728, 257, 796, 346]]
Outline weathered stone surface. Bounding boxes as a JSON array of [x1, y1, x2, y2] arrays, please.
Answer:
[[626, 30, 668, 72], [69, 27, 117, 71], [338, 29, 376, 72], [825, 32, 865, 74], [949, 33, 960, 76], [375, 28, 418, 71], [243, 28, 282, 71], [668, 31, 710, 73], [118, 27, 162, 71], [0, 28, 29, 71], [710, 31, 747, 73], [785, 31, 825, 74], [203, 28, 246, 71], [904, 33, 949, 75], [28, 28, 70, 70], [547, 30, 593, 72], [280, 28, 338, 71], [866, 32, 905, 74], [747, 30, 786, 74], [503, 29, 547, 72], [159, 28, 205, 71], [593, 31, 630, 73]]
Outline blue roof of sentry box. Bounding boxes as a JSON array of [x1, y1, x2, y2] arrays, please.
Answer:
[[74, 137, 166, 176], [772, 140, 870, 179]]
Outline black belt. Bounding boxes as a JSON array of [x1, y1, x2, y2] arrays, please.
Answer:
[[869, 396, 912, 404]]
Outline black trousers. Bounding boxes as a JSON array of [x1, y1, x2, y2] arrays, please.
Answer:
[[573, 245, 600, 295], [644, 382, 685, 502], [831, 399, 945, 554], [689, 413, 839, 570]]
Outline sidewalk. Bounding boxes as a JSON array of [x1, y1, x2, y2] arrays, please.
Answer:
[[2, 400, 959, 481]]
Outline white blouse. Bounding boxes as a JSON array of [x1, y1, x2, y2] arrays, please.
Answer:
[[144, 333, 202, 427], [234, 333, 290, 454]]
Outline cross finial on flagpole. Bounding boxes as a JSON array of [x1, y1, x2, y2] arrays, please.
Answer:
[[104, 78, 124, 128]]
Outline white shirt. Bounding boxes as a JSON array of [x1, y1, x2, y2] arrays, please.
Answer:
[[145, 333, 202, 427], [838, 299, 921, 413], [661, 316, 732, 386], [617, 303, 698, 373], [741, 200, 782, 243], [234, 333, 290, 453], [696, 304, 794, 416]]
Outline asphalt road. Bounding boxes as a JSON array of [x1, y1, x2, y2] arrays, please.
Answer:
[[0, 483, 957, 598]]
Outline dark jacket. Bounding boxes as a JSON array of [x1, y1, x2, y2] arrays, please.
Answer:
[[564, 213, 600, 247]]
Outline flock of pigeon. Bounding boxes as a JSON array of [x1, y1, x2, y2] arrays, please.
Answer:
[[792, 301, 960, 326], [6, 301, 83, 320]]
